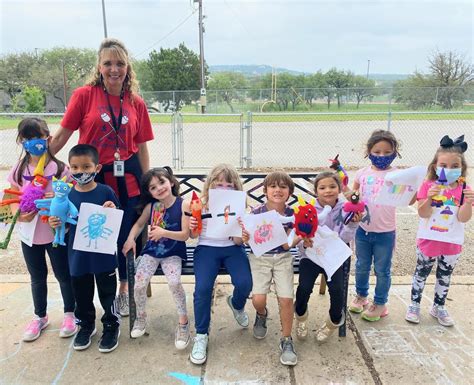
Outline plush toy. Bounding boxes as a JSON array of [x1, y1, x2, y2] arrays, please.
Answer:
[[329, 154, 349, 187], [1, 154, 51, 218], [431, 167, 448, 207], [35, 176, 78, 246], [184, 191, 211, 237], [343, 191, 366, 225], [292, 195, 324, 239]]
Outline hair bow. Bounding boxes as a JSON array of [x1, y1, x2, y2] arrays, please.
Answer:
[[439, 135, 468, 153]]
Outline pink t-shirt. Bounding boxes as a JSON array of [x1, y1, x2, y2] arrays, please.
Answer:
[[355, 166, 397, 233], [416, 179, 467, 257], [7, 160, 70, 245]]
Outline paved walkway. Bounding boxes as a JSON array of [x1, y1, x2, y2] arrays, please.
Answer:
[[1, 275, 472, 385]]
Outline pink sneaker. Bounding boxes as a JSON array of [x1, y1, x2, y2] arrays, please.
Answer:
[[23, 315, 49, 342], [349, 295, 369, 314], [361, 304, 389, 322], [60, 312, 78, 338]]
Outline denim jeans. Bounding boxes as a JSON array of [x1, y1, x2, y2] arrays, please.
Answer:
[[355, 227, 395, 305]]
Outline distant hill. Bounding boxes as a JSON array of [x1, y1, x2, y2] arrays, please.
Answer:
[[209, 65, 410, 83], [209, 65, 305, 76]]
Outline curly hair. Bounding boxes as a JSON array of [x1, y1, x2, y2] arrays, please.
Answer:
[[87, 38, 139, 100]]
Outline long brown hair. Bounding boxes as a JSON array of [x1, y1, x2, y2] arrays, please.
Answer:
[[87, 38, 139, 101], [426, 147, 467, 181], [14, 118, 65, 186]]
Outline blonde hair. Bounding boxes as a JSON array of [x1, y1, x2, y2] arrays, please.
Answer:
[[87, 38, 139, 99], [426, 147, 468, 181], [201, 164, 243, 204]]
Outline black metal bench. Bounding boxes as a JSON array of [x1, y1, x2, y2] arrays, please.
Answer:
[[127, 173, 351, 338]]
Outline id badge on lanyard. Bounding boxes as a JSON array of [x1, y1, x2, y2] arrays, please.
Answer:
[[105, 88, 125, 177]]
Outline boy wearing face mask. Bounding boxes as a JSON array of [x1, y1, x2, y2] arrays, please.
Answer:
[[50, 144, 121, 353]]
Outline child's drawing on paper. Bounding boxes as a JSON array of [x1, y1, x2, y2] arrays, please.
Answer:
[[80, 213, 113, 249], [217, 205, 235, 224], [206, 189, 246, 238]]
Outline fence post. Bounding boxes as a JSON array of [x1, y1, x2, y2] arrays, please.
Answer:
[[246, 111, 253, 168], [387, 88, 393, 131], [172, 113, 178, 169], [240, 113, 244, 168]]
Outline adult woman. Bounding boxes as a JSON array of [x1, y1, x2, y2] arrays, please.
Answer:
[[50, 38, 154, 316]]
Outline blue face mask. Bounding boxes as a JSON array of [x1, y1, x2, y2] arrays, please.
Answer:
[[23, 138, 47, 156], [436, 167, 462, 185], [368, 153, 396, 170]]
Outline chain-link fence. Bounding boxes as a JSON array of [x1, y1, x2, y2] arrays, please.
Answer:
[[0, 111, 472, 171], [141, 86, 474, 114]]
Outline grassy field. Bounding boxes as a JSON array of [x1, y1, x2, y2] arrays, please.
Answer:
[[0, 105, 473, 130]]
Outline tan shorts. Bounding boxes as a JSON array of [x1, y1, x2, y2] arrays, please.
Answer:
[[249, 252, 294, 298]]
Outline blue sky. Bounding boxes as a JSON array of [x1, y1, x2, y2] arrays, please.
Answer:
[[1, 0, 472, 74]]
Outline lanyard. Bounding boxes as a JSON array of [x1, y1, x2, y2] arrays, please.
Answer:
[[104, 87, 124, 159]]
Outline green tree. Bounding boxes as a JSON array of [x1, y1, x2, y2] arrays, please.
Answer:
[[23, 86, 45, 112], [394, 50, 473, 110], [351, 75, 377, 108], [302, 72, 326, 107], [146, 43, 207, 111], [325, 68, 354, 108], [0, 52, 37, 98], [208, 72, 247, 112]]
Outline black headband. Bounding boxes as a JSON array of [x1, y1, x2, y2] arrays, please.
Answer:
[[440, 135, 468, 153]]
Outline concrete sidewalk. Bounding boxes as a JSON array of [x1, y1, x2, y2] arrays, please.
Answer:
[[1, 277, 473, 385]]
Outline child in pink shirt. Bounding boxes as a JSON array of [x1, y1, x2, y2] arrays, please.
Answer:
[[405, 135, 472, 326], [349, 130, 402, 322], [7, 118, 76, 342]]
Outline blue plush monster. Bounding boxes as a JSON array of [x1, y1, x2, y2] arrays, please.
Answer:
[[35, 176, 78, 246]]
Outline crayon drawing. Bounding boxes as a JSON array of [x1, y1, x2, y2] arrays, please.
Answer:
[[206, 189, 246, 238], [417, 205, 464, 245]]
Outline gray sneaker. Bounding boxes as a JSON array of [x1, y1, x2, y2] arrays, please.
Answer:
[[190, 333, 208, 365], [226, 295, 249, 328], [405, 302, 421, 324], [117, 292, 129, 317], [253, 309, 268, 339], [279, 336, 297, 366], [175, 322, 191, 350]]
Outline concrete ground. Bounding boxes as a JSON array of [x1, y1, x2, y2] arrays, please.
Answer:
[[1, 274, 473, 385]]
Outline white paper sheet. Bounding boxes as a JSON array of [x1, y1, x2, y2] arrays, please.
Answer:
[[73, 203, 124, 255], [17, 214, 39, 247], [205, 189, 246, 238], [375, 166, 427, 207], [242, 210, 290, 257], [417, 205, 464, 245], [304, 226, 352, 281]]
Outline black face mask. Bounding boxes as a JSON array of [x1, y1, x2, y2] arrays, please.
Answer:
[[71, 172, 97, 185]]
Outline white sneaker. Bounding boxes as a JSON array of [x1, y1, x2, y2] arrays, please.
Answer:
[[430, 305, 454, 327], [131, 318, 147, 338], [175, 322, 191, 350], [226, 295, 249, 328], [117, 292, 129, 317], [190, 333, 208, 365], [405, 302, 421, 324]]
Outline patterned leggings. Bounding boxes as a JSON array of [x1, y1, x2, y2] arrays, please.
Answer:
[[134, 254, 187, 321], [410, 247, 460, 306]]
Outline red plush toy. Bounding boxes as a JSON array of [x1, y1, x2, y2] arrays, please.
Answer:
[[293, 196, 319, 239]]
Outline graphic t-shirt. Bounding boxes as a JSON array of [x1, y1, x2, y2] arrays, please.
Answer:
[[141, 197, 187, 260], [355, 166, 397, 233], [61, 85, 154, 197], [416, 180, 468, 257]]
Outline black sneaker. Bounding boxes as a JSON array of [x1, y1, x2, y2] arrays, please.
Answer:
[[73, 326, 97, 351], [98, 325, 120, 353]]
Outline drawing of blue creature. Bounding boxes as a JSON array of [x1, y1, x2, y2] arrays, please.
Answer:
[[80, 212, 113, 249]]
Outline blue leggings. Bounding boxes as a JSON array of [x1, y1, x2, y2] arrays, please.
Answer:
[[193, 245, 252, 334]]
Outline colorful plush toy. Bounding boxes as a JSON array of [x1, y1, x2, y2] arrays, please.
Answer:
[[293, 196, 319, 239], [431, 167, 448, 207], [35, 176, 78, 246], [343, 191, 366, 225], [184, 191, 211, 237], [329, 154, 349, 187], [1, 154, 51, 217]]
